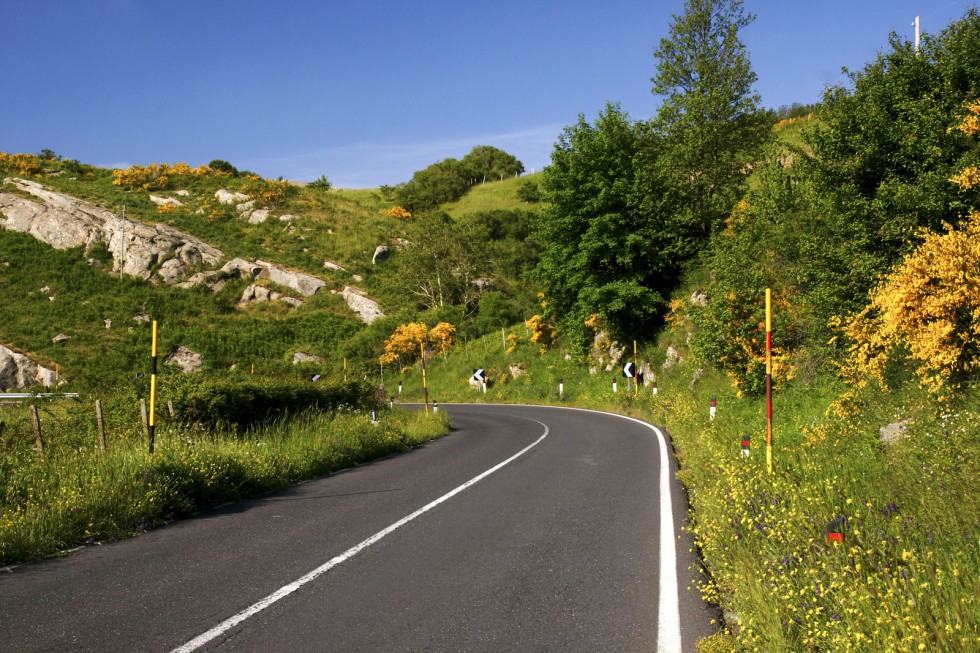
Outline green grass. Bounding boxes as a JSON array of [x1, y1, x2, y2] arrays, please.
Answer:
[[442, 172, 546, 219], [0, 402, 449, 564]]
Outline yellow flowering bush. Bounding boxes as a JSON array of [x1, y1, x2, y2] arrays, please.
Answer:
[[378, 322, 455, 366], [840, 212, 980, 398], [111, 162, 232, 189], [383, 205, 412, 220], [0, 151, 42, 176], [242, 178, 293, 208]]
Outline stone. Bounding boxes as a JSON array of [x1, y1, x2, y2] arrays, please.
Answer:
[[0, 343, 60, 390], [215, 189, 248, 204], [690, 291, 708, 307], [342, 286, 385, 324], [280, 296, 304, 307], [663, 346, 682, 373], [149, 195, 182, 206], [256, 260, 325, 297], [247, 209, 270, 224], [292, 352, 323, 365], [239, 284, 277, 304], [508, 364, 526, 380], [323, 261, 347, 272], [104, 318, 112, 329], [165, 346, 203, 373], [133, 314, 150, 325], [221, 257, 264, 278], [880, 419, 911, 445], [52, 333, 70, 344], [372, 245, 390, 265], [279, 214, 298, 221]]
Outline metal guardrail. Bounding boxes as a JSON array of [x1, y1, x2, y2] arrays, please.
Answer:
[[0, 393, 80, 400]]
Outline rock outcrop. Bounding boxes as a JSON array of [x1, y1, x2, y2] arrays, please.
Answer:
[[341, 286, 385, 324], [0, 178, 224, 282], [256, 260, 325, 297], [372, 245, 390, 265], [238, 284, 303, 307], [292, 352, 323, 365], [0, 344, 59, 390], [165, 346, 203, 373]]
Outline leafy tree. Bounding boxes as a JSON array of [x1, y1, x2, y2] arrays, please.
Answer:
[[387, 212, 487, 313], [395, 158, 469, 213], [802, 10, 980, 252], [461, 145, 524, 182], [207, 159, 240, 177], [516, 179, 542, 203], [534, 103, 672, 348], [641, 0, 771, 262]]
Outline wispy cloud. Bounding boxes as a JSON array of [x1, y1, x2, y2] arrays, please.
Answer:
[[244, 124, 565, 188]]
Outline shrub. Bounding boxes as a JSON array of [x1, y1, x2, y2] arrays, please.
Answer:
[[308, 175, 332, 190], [161, 375, 377, 430]]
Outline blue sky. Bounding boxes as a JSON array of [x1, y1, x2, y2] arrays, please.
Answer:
[[1, 1, 975, 187]]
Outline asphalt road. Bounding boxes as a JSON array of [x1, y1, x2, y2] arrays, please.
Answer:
[[0, 404, 716, 652]]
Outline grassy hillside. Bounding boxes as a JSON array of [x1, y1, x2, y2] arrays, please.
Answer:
[[442, 172, 546, 218]]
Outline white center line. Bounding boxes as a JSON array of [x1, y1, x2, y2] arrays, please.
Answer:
[[171, 419, 549, 653]]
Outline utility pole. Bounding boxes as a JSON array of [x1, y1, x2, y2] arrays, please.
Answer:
[[914, 15, 920, 54]]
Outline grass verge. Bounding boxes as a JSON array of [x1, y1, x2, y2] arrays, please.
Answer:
[[0, 407, 449, 565]]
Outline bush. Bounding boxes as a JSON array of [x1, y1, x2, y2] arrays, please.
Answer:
[[161, 375, 377, 429]]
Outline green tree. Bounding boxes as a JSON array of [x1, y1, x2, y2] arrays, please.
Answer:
[[461, 145, 524, 182], [802, 10, 980, 251], [395, 158, 470, 213], [208, 159, 240, 177], [516, 179, 542, 203], [387, 212, 487, 313], [641, 0, 771, 262], [534, 103, 673, 348]]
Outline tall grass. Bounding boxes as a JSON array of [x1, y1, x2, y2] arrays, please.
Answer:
[[0, 405, 449, 565]]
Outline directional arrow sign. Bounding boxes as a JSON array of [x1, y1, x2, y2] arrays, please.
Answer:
[[472, 369, 486, 382], [623, 362, 636, 378]]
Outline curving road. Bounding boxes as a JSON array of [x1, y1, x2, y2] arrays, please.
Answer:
[[0, 404, 716, 652]]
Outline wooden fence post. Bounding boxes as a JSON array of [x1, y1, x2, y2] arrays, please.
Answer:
[[96, 400, 106, 451], [167, 400, 175, 419], [140, 398, 149, 446], [30, 405, 44, 459]]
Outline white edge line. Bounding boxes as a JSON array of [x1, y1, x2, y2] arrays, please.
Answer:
[[171, 419, 549, 653], [441, 403, 682, 653]]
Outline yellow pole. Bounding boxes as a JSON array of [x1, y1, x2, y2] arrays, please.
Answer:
[[421, 342, 429, 416], [765, 289, 773, 474], [149, 320, 158, 454], [343, 357, 348, 382]]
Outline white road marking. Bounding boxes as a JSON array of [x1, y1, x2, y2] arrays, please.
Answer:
[[480, 404, 683, 652], [171, 419, 550, 653]]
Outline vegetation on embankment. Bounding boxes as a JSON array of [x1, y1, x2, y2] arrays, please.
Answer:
[[0, 390, 449, 565]]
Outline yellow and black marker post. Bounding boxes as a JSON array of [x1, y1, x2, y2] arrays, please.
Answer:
[[421, 342, 429, 416], [149, 320, 158, 454]]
